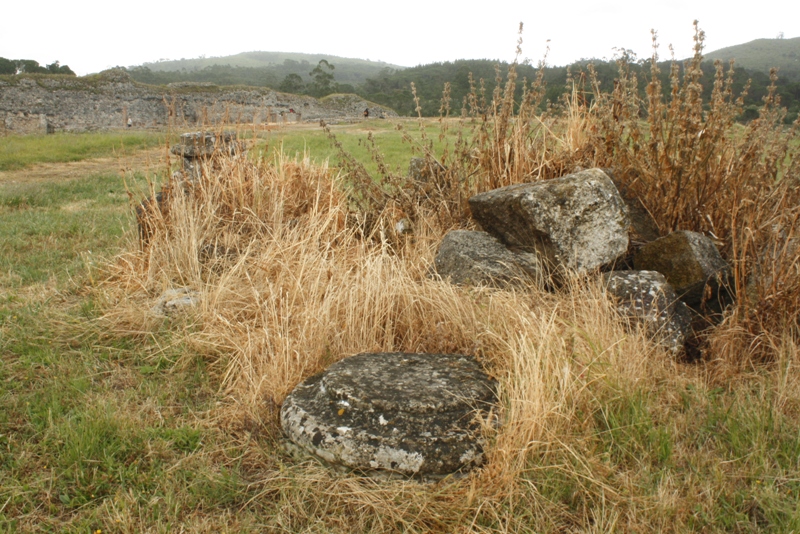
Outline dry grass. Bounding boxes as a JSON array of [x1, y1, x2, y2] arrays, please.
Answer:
[[578, 23, 800, 365], [93, 143, 698, 531]]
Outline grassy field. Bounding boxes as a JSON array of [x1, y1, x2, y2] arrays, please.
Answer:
[[1, 109, 799, 533], [253, 118, 462, 175], [0, 131, 166, 172]]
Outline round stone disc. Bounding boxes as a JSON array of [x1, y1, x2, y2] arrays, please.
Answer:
[[280, 352, 497, 478]]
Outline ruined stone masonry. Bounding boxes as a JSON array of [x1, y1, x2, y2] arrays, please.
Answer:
[[0, 70, 396, 134]]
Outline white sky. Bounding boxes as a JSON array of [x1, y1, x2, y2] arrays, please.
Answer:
[[2, 0, 797, 76]]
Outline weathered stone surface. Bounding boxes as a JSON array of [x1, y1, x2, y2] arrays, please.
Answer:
[[281, 352, 497, 479], [434, 230, 543, 287], [151, 287, 200, 316], [603, 270, 692, 355], [169, 131, 244, 159], [468, 169, 629, 273], [634, 231, 730, 309], [602, 168, 661, 244], [0, 70, 397, 134]]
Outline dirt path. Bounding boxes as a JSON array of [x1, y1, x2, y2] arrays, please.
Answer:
[[0, 147, 169, 185]]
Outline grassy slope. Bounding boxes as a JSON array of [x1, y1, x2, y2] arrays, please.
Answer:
[[141, 51, 404, 73], [0, 128, 798, 532], [704, 36, 800, 79]]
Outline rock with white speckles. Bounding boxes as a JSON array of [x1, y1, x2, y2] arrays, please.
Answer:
[[468, 168, 629, 274], [280, 352, 497, 479], [602, 270, 693, 355]]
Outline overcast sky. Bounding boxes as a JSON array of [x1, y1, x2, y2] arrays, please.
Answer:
[[2, 0, 797, 76]]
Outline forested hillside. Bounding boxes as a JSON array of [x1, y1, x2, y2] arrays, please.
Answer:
[[357, 57, 800, 123], [128, 52, 402, 93]]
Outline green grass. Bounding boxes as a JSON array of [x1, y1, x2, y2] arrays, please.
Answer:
[[0, 173, 135, 287], [0, 131, 166, 171], [255, 119, 462, 175], [0, 294, 243, 531]]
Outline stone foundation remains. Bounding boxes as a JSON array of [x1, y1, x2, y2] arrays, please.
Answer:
[[0, 70, 396, 134]]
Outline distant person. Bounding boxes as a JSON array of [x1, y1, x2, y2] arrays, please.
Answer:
[[289, 108, 295, 114], [363, 108, 369, 119], [127, 117, 132, 128]]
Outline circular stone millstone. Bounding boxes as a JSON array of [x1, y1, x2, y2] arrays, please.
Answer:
[[280, 352, 498, 479]]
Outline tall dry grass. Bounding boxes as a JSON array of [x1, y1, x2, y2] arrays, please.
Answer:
[[97, 143, 683, 531], [579, 23, 800, 363], [368, 20, 800, 365]]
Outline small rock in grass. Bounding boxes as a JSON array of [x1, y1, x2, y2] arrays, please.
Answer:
[[151, 287, 200, 317]]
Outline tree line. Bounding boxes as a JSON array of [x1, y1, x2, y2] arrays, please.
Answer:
[[355, 58, 800, 124], [0, 58, 75, 76]]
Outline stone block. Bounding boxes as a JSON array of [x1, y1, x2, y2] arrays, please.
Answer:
[[468, 168, 629, 273], [281, 352, 497, 479], [634, 231, 730, 310], [170, 131, 243, 159], [434, 230, 543, 287], [603, 270, 692, 355], [151, 287, 200, 317]]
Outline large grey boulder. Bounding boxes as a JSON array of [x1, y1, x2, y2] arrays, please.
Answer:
[[603, 271, 692, 355], [634, 231, 731, 310], [468, 168, 630, 273], [434, 230, 543, 287], [281, 352, 497, 479]]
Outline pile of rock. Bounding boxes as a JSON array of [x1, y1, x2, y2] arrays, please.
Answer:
[[170, 131, 246, 183], [136, 131, 245, 244], [434, 168, 732, 355], [279, 168, 735, 481]]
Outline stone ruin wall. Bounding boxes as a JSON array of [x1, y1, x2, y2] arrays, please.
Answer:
[[0, 70, 396, 135]]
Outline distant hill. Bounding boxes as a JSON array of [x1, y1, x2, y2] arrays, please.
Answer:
[[130, 51, 405, 87], [124, 47, 799, 123], [704, 37, 800, 81]]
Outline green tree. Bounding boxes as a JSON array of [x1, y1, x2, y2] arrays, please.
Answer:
[[46, 61, 75, 75], [308, 59, 337, 97], [15, 60, 48, 74], [279, 73, 305, 94], [0, 57, 15, 75]]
